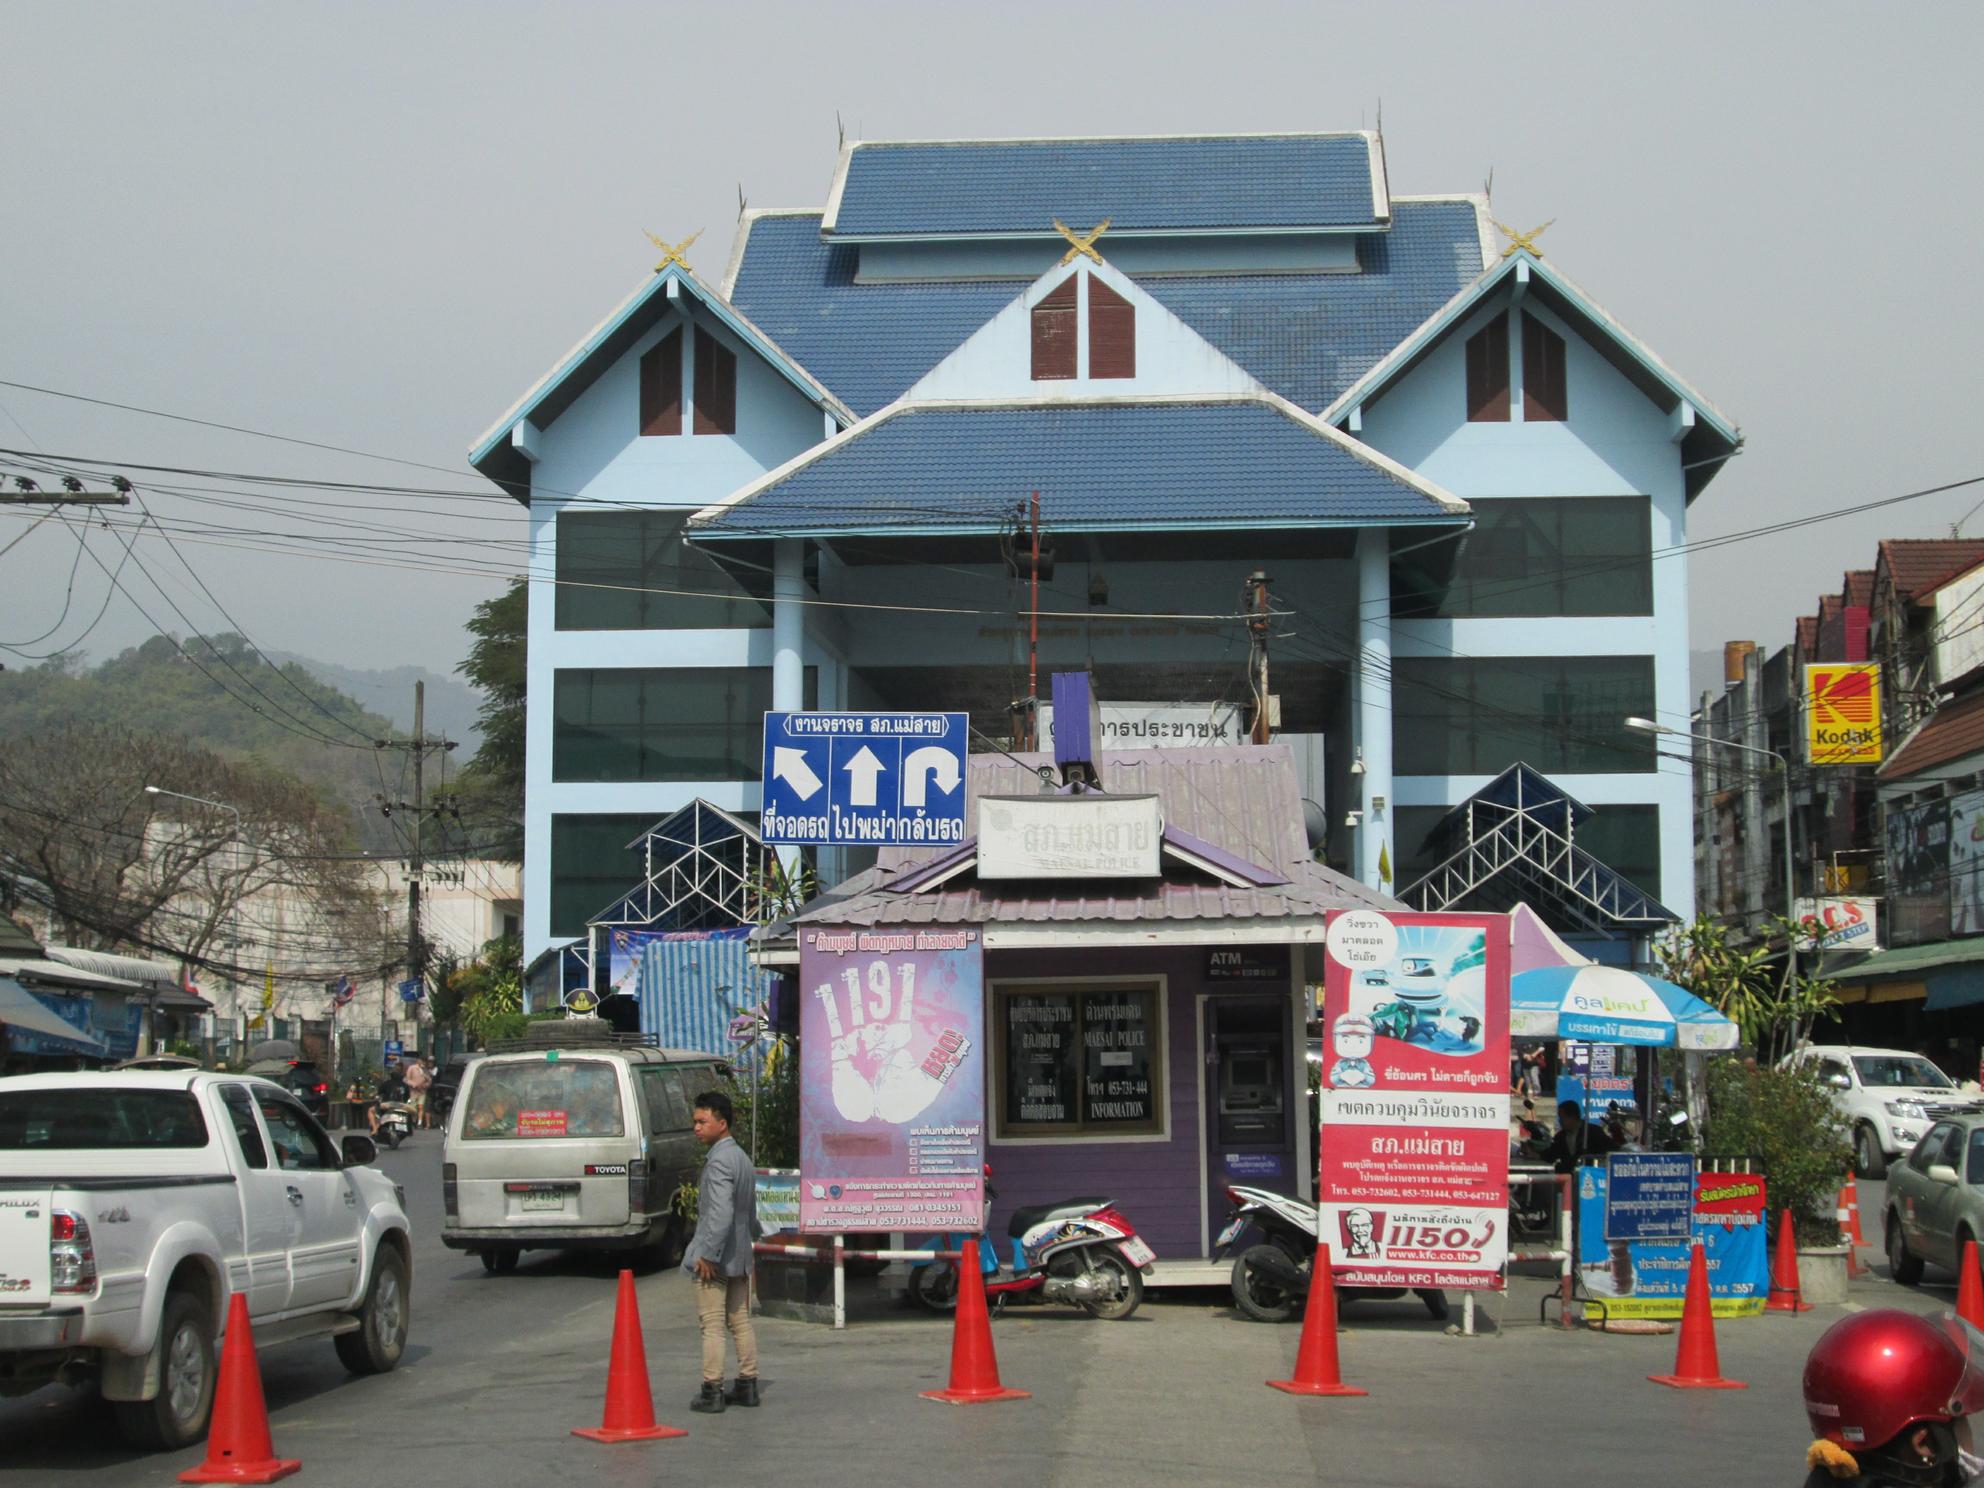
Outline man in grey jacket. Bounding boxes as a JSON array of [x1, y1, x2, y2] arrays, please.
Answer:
[[684, 1090, 759, 1412]]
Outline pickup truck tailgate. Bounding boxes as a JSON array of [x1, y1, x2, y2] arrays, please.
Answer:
[[0, 1190, 52, 1305]]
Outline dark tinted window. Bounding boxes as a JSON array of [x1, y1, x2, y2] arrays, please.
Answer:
[[1393, 656, 1656, 776], [0, 1089, 210, 1149], [1393, 498, 1651, 619], [556, 509, 769, 631], [552, 666, 817, 782], [1966, 1129, 1984, 1186], [254, 1092, 337, 1171], [219, 1085, 268, 1170], [1913, 1124, 1958, 1175]]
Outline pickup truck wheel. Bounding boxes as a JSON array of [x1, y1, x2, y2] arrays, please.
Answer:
[[1856, 1124, 1889, 1180], [335, 1245, 409, 1375], [111, 1291, 214, 1450]]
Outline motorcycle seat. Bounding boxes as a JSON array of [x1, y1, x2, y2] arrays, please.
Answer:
[[1007, 1198, 1111, 1237]]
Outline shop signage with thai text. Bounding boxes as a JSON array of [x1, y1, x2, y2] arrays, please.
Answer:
[[977, 793, 1162, 880]]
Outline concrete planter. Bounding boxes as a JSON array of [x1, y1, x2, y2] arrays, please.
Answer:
[[1797, 1245, 1851, 1305]]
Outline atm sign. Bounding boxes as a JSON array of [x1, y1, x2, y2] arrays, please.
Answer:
[[1806, 663, 1882, 765]]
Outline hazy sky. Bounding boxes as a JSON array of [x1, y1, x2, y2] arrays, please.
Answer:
[[3, 1, 1980, 688]]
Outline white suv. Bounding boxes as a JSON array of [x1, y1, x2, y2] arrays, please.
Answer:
[[1784, 1044, 1984, 1179]]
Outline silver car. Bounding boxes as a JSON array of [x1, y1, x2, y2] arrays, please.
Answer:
[[1886, 1114, 1984, 1284]]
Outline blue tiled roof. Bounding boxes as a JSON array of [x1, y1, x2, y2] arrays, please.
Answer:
[[826, 135, 1382, 237], [691, 398, 1462, 540], [727, 201, 1485, 417]]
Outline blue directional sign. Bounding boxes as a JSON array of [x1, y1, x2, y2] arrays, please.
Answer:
[[761, 712, 968, 846]]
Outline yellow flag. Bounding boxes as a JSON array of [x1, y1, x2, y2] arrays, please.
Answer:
[[1378, 841, 1392, 885]]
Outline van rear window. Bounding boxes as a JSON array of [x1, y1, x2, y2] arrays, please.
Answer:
[[459, 1060, 625, 1139], [0, 1090, 211, 1149]]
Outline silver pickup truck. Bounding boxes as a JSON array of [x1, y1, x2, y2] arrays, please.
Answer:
[[0, 1070, 412, 1449]]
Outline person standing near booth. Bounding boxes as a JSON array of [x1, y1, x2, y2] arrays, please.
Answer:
[[683, 1090, 760, 1413]]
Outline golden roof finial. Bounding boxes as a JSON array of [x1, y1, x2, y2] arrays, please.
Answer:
[[1052, 217, 1112, 267], [1491, 217, 1555, 259], [644, 228, 703, 274]]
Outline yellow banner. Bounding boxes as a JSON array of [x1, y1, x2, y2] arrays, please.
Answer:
[[1806, 662, 1882, 765]]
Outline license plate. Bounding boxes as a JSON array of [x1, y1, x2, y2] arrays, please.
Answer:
[[521, 1191, 565, 1213], [1215, 1218, 1245, 1249], [1119, 1235, 1156, 1266]]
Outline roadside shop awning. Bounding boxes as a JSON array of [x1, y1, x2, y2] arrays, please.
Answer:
[[0, 976, 109, 1053], [1510, 965, 1739, 1050]]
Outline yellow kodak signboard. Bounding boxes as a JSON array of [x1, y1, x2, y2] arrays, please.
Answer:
[[1806, 663, 1882, 765]]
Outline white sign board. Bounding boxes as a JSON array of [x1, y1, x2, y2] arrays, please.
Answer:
[[977, 794, 1163, 880], [1793, 897, 1880, 953], [1938, 571, 1984, 687], [1038, 700, 1244, 749]]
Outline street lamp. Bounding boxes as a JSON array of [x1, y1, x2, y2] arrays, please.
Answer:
[[1623, 716, 1798, 976], [144, 785, 245, 1047]]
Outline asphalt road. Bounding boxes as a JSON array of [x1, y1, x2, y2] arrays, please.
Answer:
[[0, 1140, 1958, 1486]]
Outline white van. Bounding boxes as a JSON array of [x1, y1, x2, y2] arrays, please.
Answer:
[[440, 1026, 726, 1273]]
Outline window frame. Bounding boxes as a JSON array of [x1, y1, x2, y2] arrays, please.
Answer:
[[1087, 276, 1136, 380], [639, 328, 683, 437], [1465, 312, 1511, 422], [254, 1090, 339, 1171], [1522, 311, 1568, 422], [1030, 277, 1078, 382], [989, 978, 1168, 1144], [692, 327, 737, 436], [554, 507, 771, 632], [551, 665, 818, 783], [1392, 496, 1653, 620], [1392, 655, 1659, 777]]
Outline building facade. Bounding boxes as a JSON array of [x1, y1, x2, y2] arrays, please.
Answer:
[[471, 133, 1740, 967]]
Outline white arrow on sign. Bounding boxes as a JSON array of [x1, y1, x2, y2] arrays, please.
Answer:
[[842, 745, 885, 807], [772, 746, 823, 801], [902, 745, 962, 808]]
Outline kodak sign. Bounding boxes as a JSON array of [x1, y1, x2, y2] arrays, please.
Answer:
[[1806, 663, 1882, 765]]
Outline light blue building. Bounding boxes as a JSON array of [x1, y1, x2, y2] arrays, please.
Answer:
[[470, 132, 1740, 977]]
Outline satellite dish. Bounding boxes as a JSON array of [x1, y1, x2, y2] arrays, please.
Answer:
[[1301, 798, 1329, 852]]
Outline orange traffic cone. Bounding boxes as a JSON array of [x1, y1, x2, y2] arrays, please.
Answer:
[[921, 1239, 1029, 1405], [1268, 1242, 1368, 1397], [1841, 1177, 1867, 1244], [573, 1269, 688, 1442], [1958, 1241, 1984, 1332], [177, 1294, 300, 1484], [1766, 1209, 1812, 1313], [1649, 1241, 1747, 1390]]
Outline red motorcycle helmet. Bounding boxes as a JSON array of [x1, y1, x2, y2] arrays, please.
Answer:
[[1804, 1310, 1984, 1449]]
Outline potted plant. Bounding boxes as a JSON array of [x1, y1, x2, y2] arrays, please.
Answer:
[[1701, 1058, 1855, 1301]]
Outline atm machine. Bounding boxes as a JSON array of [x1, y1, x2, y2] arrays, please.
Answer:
[[1205, 997, 1296, 1245]]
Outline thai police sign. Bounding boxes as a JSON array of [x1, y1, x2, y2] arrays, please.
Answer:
[[760, 712, 967, 847]]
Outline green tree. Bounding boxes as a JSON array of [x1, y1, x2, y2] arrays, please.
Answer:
[[1701, 1059, 1853, 1246], [454, 579, 526, 859], [447, 935, 524, 1043], [1654, 913, 1839, 1065]]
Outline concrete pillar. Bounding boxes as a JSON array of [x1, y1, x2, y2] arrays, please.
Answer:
[[772, 539, 805, 712], [1356, 528, 1393, 891]]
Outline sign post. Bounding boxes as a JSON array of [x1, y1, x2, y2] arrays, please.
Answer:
[[761, 712, 968, 848], [1317, 911, 1512, 1297]]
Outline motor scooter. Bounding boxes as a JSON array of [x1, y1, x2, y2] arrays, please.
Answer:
[[374, 1100, 416, 1150], [1215, 1183, 1449, 1323], [908, 1179, 1154, 1320]]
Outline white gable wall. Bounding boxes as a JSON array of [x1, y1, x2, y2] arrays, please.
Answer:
[[905, 258, 1262, 402]]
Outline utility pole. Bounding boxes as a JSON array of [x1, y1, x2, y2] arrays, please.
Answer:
[[375, 681, 457, 1040], [1246, 570, 1272, 744]]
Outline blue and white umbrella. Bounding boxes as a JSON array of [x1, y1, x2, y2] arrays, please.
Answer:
[[1509, 965, 1739, 1051]]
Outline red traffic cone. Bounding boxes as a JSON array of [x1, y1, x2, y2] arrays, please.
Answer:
[[1841, 1177, 1867, 1244], [1268, 1241, 1368, 1398], [573, 1270, 688, 1442], [178, 1294, 300, 1484], [920, 1239, 1029, 1405], [1649, 1241, 1747, 1390], [1766, 1208, 1812, 1312], [1957, 1241, 1984, 1332]]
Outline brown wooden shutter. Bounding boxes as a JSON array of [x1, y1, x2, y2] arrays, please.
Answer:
[[1030, 278, 1077, 381], [639, 329, 682, 436], [693, 327, 737, 435], [1522, 311, 1568, 422], [1087, 277, 1135, 380], [1464, 314, 1510, 422]]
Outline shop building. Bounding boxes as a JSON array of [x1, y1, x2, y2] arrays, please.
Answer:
[[470, 132, 1741, 972]]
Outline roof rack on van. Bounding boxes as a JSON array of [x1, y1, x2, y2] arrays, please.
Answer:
[[481, 1022, 661, 1054]]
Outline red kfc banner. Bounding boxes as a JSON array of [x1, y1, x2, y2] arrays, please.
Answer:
[[1318, 911, 1512, 1290]]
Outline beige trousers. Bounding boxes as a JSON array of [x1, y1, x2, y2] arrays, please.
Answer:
[[695, 1273, 758, 1383]]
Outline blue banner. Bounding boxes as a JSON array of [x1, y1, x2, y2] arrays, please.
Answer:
[[1604, 1152, 1695, 1242], [1577, 1164, 1768, 1319]]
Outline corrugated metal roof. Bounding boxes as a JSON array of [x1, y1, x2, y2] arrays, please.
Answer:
[[725, 200, 1486, 418], [824, 134, 1384, 238], [691, 396, 1463, 540], [788, 744, 1401, 932], [1879, 689, 1984, 779]]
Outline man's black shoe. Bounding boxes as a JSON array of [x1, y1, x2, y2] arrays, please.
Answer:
[[691, 1381, 726, 1414], [727, 1376, 760, 1407]]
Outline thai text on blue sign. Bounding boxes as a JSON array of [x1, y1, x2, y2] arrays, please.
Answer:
[[760, 711, 967, 847], [1604, 1151, 1695, 1242]]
